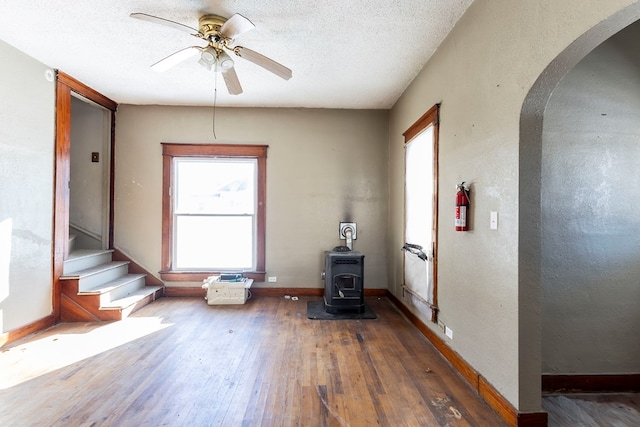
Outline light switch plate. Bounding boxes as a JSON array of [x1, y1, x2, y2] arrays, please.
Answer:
[[490, 211, 498, 230]]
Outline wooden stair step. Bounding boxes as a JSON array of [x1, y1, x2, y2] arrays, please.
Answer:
[[100, 286, 162, 310], [60, 260, 129, 279], [60, 248, 165, 322], [78, 274, 146, 295], [66, 248, 113, 261], [63, 249, 114, 274]]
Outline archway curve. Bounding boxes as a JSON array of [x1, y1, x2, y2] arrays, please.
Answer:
[[518, 2, 640, 412]]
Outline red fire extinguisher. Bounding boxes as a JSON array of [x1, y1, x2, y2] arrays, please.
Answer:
[[455, 182, 470, 231]]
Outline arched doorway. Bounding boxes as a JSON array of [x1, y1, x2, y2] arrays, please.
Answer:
[[520, 2, 640, 421]]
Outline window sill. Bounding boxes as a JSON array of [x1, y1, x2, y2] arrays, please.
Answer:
[[160, 271, 265, 282]]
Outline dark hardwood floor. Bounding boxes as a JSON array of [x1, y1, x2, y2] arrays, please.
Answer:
[[543, 393, 640, 426], [0, 296, 505, 426]]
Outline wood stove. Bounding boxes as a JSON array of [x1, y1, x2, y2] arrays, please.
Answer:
[[323, 247, 365, 314]]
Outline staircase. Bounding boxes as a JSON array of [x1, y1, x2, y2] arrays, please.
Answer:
[[60, 236, 164, 322]]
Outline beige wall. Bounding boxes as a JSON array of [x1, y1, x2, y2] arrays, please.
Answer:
[[388, 0, 640, 411], [0, 40, 55, 332], [114, 106, 389, 289]]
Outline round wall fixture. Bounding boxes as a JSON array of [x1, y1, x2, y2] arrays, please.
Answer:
[[44, 69, 54, 82]]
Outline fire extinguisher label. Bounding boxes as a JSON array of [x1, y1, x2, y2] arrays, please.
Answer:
[[455, 206, 467, 227]]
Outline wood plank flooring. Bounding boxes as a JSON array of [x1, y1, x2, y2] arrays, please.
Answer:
[[543, 393, 640, 426], [0, 296, 504, 426]]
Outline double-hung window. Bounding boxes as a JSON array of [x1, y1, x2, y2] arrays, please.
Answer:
[[161, 143, 267, 282], [402, 104, 439, 322]]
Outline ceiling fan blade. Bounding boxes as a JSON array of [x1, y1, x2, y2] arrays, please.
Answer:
[[151, 46, 201, 72], [219, 13, 255, 39], [231, 46, 292, 80], [130, 12, 198, 34], [221, 67, 243, 95]]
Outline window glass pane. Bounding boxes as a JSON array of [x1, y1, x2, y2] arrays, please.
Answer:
[[405, 126, 433, 247], [404, 124, 435, 306], [175, 215, 253, 270], [175, 159, 255, 215]]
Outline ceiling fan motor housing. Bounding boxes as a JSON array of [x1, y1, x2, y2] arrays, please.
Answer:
[[198, 15, 227, 39]]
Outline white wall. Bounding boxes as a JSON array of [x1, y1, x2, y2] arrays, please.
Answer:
[[388, 0, 639, 411], [0, 40, 55, 333], [542, 21, 640, 374], [70, 96, 109, 242], [114, 106, 388, 289]]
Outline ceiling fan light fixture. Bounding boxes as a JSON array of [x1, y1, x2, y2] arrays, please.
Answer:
[[217, 51, 234, 71], [198, 46, 217, 70]]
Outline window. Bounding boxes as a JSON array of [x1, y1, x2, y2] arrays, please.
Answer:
[[402, 104, 439, 322], [161, 143, 267, 282]]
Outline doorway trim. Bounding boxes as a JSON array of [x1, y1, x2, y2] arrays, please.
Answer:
[[53, 71, 117, 321]]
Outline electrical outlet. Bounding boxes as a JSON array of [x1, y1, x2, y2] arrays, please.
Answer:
[[445, 326, 454, 340], [268, 276, 277, 283]]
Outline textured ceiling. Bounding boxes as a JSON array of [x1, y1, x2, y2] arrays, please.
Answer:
[[0, 0, 473, 108]]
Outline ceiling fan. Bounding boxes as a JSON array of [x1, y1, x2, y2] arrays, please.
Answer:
[[130, 12, 293, 95]]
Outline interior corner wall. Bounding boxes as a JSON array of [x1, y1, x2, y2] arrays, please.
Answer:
[[0, 40, 55, 333], [70, 96, 108, 241], [387, 0, 637, 411], [114, 105, 389, 290], [541, 21, 640, 374]]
